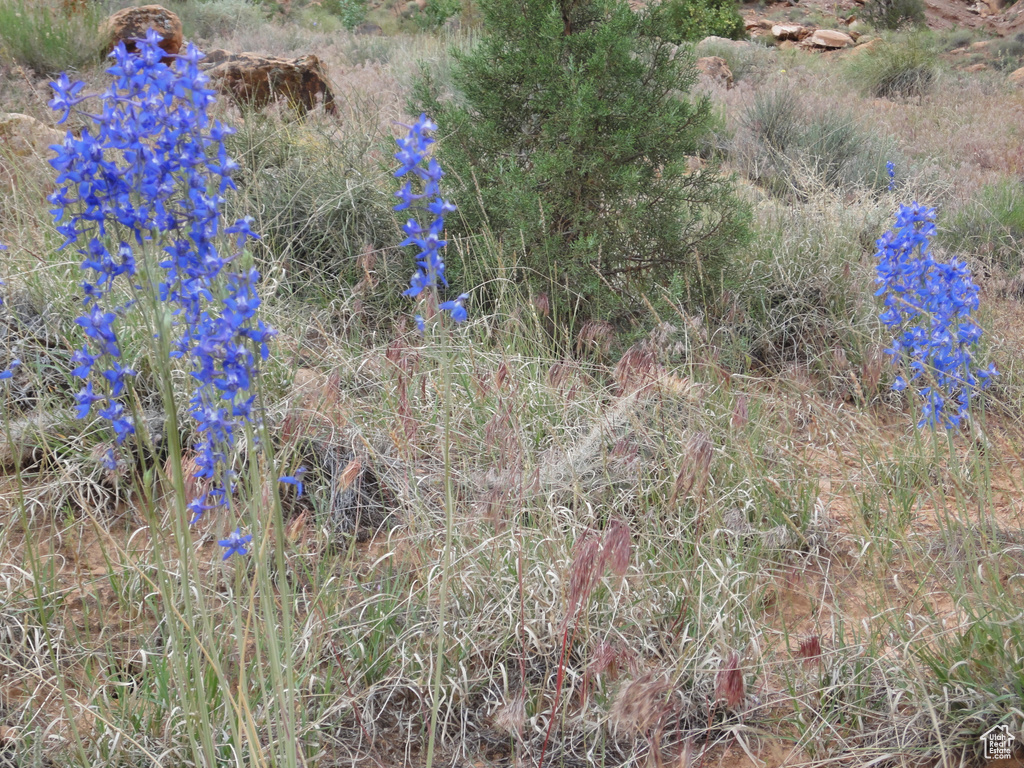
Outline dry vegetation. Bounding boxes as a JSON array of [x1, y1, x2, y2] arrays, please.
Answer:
[[0, 1, 1023, 767]]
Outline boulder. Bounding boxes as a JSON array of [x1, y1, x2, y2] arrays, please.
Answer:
[[0, 113, 63, 159], [204, 52, 338, 115], [771, 23, 805, 40], [695, 56, 734, 89], [101, 5, 183, 59], [807, 29, 855, 48], [1009, 66, 1024, 86], [697, 35, 753, 53], [845, 37, 880, 55]]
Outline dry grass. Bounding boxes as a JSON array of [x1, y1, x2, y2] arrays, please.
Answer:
[[0, 10, 1022, 768]]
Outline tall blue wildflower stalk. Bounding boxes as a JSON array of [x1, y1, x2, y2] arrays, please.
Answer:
[[393, 114, 466, 330], [49, 30, 272, 540], [0, 255, 17, 381], [875, 202, 997, 429]]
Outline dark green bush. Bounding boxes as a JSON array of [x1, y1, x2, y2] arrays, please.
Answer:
[[862, 0, 926, 30], [415, 0, 750, 331], [320, 0, 366, 29], [653, 0, 746, 43], [422, 0, 462, 27]]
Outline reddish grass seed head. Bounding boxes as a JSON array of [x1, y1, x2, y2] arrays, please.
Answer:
[[671, 431, 714, 504], [603, 518, 631, 578], [614, 343, 659, 396], [565, 533, 604, 625], [730, 393, 749, 430], [797, 635, 823, 666], [609, 672, 672, 737], [715, 651, 745, 710]]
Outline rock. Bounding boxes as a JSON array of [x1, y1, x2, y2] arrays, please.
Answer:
[[847, 19, 869, 34], [778, 40, 797, 50], [1009, 66, 1024, 86], [697, 35, 753, 51], [745, 19, 772, 31], [353, 21, 383, 35], [969, 39, 992, 50], [204, 52, 338, 115], [807, 29, 855, 48], [101, 5, 183, 60], [966, 62, 989, 72], [695, 56, 734, 89], [845, 37, 880, 55], [771, 23, 804, 40], [0, 113, 63, 159]]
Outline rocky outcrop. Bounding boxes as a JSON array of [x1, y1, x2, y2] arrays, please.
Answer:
[[806, 29, 855, 48], [1010, 65, 1024, 86], [771, 23, 806, 41], [695, 56, 734, 89], [0, 113, 63, 159], [202, 51, 338, 115], [101, 5, 183, 59]]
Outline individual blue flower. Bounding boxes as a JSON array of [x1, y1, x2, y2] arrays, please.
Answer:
[[439, 293, 469, 323], [886, 161, 895, 191], [48, 73, 87, 124], [218, 528, 253, 560], [0, 359, 20, 380], [279, 467, 307, 498]]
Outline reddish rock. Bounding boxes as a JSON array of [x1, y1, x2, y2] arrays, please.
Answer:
[[695, 56, 734, 89], [807, 29, 855, 48], [101, 5, 183, 59], [1009, 66, 1024, 86], [204, 52, 338, 115]]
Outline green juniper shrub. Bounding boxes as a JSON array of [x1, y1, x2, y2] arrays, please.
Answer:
[[653, 0, 747, 44], [421, 0, 463, 28], [861, 0, 925, 30], [414, 0, 750, 335], [320, 0, 367, 29]]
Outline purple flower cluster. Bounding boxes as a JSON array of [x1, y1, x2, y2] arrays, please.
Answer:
[[49, 30, 273, 538], [393, 114, 466, 330], [875, 202, 997, 429]]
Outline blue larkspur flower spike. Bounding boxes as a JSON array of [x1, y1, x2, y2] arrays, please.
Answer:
[[49, 31, 276, 524], [875, 202, 997, 429], [219, 528, 253, 560], [886, 161, 895, 191], [393, 114, 467, 327]]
